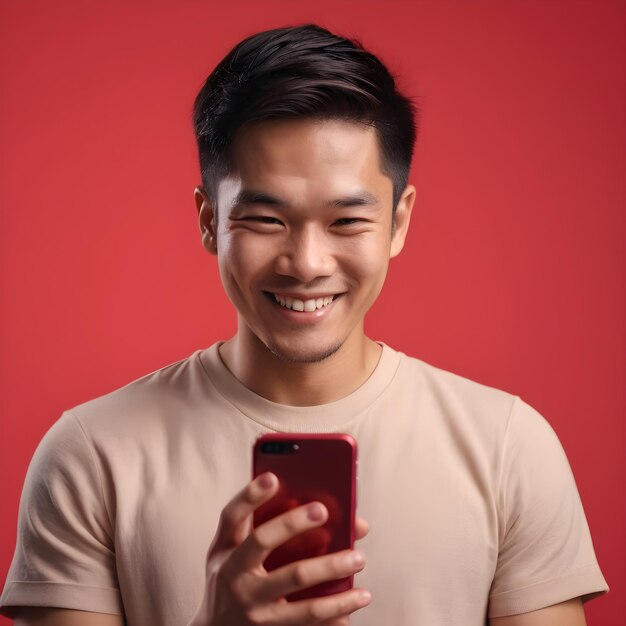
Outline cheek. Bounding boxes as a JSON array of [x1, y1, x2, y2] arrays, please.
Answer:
[[342, 236, 390, 287], [217, 233, 275, 290]]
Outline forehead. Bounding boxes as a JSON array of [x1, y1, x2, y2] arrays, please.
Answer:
[[223, 118, 392, 204]]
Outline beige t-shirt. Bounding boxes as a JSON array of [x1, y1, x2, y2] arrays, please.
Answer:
[[0, 342, 609, 625]]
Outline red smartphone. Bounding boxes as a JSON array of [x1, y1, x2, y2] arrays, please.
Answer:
[[252, 432, 358, 602]]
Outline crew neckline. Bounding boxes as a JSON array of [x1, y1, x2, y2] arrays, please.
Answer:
[[197, 341, 402, 432]]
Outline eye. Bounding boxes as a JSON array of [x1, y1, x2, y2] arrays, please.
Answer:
[[334, 218, 364, 225], [243, 216, 283, 225]]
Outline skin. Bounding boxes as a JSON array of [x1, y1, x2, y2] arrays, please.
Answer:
[[11, 118, 587, 625], [194, 118, 415, 406]]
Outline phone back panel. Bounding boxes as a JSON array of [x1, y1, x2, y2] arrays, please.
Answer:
[[252, 433, 357, 601]]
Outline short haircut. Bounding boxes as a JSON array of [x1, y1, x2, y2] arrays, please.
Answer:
[[193, 23, 418, 223]]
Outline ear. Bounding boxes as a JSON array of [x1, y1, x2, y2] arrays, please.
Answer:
[[390, 184, 416, 258], [194, 186, 218, 255]]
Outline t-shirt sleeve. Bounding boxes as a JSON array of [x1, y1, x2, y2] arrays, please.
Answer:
[[488, 396, 609, 618], [0, 411, 124, 617]]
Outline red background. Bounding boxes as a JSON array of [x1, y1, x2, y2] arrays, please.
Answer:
[[1, 1, 624, 624]]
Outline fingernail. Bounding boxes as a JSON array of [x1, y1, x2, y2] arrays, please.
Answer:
[[259, 473, 275, 489], [351, 551, 365, 566], [359, 590, 372, 602], [307, 503, 325, 521]]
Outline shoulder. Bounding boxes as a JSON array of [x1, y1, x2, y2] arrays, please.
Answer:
[[383, 344, 560, 464], [390, 344, 519, 423], [64, 346, 214, 445]]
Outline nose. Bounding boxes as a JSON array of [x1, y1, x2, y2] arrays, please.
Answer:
[[273, 224, 336, 283]]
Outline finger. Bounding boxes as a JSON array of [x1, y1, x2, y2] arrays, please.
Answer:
[[233, 501, 329, 571], [248, 587, 371, 626], [213, 472, 279, 550], [255, 548, 366, 603], [355, 517, 369, 541]]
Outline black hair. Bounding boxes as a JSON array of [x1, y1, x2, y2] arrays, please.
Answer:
[[193, 23, 418, 223]]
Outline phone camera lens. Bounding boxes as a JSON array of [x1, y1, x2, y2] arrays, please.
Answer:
[[261, 441, 290, 454], [260, 441, 300, 454]]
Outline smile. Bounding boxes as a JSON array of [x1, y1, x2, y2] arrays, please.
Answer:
[[263, 291, 343, 312]]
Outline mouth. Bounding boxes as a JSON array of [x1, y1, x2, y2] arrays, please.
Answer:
[[262, 291, 344, 312]]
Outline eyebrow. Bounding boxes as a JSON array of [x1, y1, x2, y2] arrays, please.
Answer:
[[231, 189, 380, 209]]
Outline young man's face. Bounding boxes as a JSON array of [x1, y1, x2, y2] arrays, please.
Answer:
[[196, 118, 415, 363]]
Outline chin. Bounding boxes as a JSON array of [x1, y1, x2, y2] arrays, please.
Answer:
[[263, 337, 344, 364]]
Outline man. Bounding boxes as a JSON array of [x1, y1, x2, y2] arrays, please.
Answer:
[[0, 24, 609, 626]]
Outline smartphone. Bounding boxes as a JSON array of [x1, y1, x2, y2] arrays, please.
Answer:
[[252, 432, 358, 601]]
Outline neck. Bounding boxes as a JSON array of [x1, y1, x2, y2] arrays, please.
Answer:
[[218, 326, 382, 406]]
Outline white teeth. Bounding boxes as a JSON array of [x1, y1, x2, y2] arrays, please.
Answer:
[[271, 293, 336, 312]]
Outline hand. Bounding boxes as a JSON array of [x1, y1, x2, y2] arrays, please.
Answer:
[[187, 472, 371, 626]]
